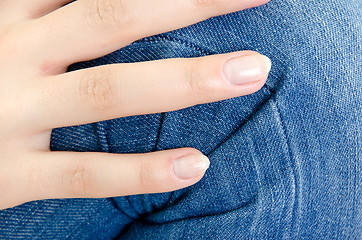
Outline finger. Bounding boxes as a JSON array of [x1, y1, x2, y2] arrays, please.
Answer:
[[23, 0, 74, 18], [25, 148, 210, 200], [0, 0, 73, 22], [30, 0, 270, 70], [34, 51, 271, 130]]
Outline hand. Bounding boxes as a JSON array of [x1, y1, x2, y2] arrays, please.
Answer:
[[0, 0, 271, 210]]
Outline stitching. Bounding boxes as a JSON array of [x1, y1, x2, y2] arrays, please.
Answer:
[[273, 98, 301, 238], [153, 112, 165, 152], [136, 34, 214, 56], [94, 121, 110, 152], [138, 194, 258, 226]]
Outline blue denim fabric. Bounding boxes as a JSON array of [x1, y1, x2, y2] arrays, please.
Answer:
[[1, 0, 361, 239]]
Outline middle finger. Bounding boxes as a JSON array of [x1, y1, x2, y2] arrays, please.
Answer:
[[34, 51, 271, 130]]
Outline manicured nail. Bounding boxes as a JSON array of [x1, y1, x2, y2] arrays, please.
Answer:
[[223, 54, 272, 85], [173, 154, 210, 179]]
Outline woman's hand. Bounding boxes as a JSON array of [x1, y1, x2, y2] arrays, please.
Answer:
[[0, 0, 271, 210]]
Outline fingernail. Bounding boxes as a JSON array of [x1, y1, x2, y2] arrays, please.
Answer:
[[173, 154, 210, 179], [223, 54, 272, 85]]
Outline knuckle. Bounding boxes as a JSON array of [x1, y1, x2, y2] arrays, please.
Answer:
[[84, 0, 134, 31], [138, 159, 157, 192], [184, 61, 204, 93], [62, 162, 93, 196], [79, 69, 118, 110], [191, 0, 218, 9]]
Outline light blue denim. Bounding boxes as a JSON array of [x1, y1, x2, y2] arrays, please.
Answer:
[[1, 0, 361, 239]]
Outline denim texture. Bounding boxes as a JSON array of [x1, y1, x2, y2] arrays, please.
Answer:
[[1, 0, 361, 239]]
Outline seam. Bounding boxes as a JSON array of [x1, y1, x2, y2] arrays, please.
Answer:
[[136, 34, 214, 56], [207, 87, 274, 156], [108, 198, 136, 221], [94, 121, 110, 153], [139, 194, 258, 226], [273, 98, 301, 238], [153, 112, 165, 152]]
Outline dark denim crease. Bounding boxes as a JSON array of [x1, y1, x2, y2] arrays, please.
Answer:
[[1, 0, 361, 239]]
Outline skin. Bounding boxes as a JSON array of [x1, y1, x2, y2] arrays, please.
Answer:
[[0, 0, 271, 210]]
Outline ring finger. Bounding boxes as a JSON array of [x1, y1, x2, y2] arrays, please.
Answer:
[[0, 0, 74, 23], [28, 0, 270, 72]]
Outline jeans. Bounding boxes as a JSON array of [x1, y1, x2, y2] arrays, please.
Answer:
[[1, 0, 361, 239]]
